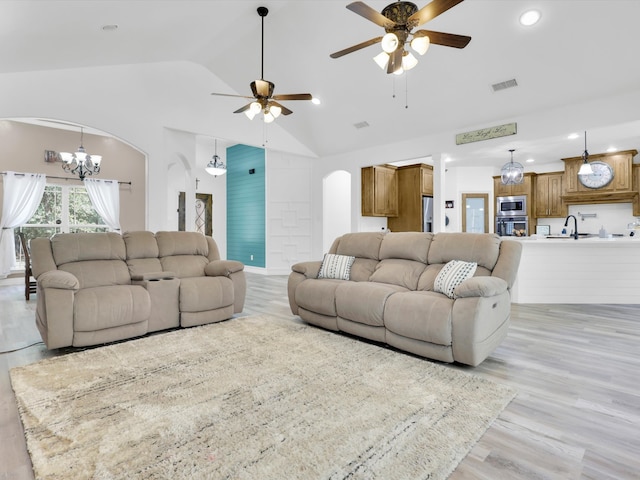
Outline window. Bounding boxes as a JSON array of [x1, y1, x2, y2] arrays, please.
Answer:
[[15, 184, 109, 267]]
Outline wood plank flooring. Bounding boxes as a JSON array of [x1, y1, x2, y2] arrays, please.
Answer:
[[1, 274, 638, 479]]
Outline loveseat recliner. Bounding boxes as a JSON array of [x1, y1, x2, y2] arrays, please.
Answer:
[[30, 230, 245, 349], [288, 231, 522, 366]]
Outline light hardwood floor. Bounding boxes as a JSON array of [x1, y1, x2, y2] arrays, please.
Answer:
[[1, 274, 638, 479]]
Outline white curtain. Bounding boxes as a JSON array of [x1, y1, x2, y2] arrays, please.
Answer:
[[0, 172, 46, 277], [84, 178, 121, 231]]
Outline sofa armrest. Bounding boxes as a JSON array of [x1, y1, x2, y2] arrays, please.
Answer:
[[131, 271, 176, 281], [291, 261, 322, 279], [205, 260, 244, 277], [454, 276, 508, 298], [38, 270, 80, 291]]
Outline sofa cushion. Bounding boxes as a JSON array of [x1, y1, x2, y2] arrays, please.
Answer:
[[178, 276, 234, 313], [334, 232, 384, 260], [59, 259, 131, 289], [156, 231, 209, 257], [295, 279, 344, 317], [161, 255, 209, 278], [369, 259, 426, 290], [336, 282, 407, 327], [384, 291, 454, 346], [73, 285, 151, 331], [318, 254, 355, 280], [51, 232, 125, 265], [123, 231, 159, 259], [350, 258, 380, 282], [434, 260, 477, 299], [427, 233, 500, 271], [379, 232, 432, 263]]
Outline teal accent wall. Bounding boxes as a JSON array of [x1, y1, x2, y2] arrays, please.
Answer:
[[227, 144, 265, 267]]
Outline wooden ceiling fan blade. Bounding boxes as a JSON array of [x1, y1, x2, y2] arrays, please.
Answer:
[[270, 101, 293, 115], [414, 29, 471, 48], [408, 0, 465, 28], [387, 48, 402, 74], [272, 93, 313, 101], [330, 36, 383, 59], [211, 92, 253, 99], [346, 2, 394, 28], [233, 103, 253, 114]]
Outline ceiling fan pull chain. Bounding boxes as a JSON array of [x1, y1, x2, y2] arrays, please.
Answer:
[[405, 72, 409, 109]]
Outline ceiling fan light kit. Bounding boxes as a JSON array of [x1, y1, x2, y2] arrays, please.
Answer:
[[210, 7, 314, 124], [331, 0, 471, 75]]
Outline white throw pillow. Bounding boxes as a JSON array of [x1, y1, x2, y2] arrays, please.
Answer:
[[434, 260, 477, 299], [318, 254, 356, 280]]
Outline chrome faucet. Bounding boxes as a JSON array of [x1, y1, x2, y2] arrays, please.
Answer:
[[564, 215, 578, 240]]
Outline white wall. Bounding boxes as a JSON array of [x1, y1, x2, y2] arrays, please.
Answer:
[[323, 170, 351, 254]]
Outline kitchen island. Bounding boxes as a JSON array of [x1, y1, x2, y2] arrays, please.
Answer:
[[511, 235, 640, 304]]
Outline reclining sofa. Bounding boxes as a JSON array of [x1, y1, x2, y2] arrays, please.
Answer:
[[30, 231, 245, 349], [288, 232, 522, 366]]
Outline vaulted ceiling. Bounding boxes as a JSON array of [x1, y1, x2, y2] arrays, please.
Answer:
[[2, 1, 640, 168]]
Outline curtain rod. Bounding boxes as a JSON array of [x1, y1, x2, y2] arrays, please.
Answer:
[[0, 172, 132, 185]]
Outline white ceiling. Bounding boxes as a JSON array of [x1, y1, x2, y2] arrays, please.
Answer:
[[2, 0, 640, 168]]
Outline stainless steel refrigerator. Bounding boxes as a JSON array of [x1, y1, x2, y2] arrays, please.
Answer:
[[423, 196, 433, 232]]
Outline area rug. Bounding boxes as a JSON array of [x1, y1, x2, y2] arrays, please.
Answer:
[[10, 315, 516, 480]]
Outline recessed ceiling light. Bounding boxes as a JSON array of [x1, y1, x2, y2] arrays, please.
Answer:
[[606, 146, 617, 152], [311, 97, 321, 105], [102, 24, 119, 31], [567, 133, 580, 140], [526, 158, 535, 163], [519, 10, 541, 26]]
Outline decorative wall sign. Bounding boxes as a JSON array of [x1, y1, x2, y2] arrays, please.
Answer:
[[455, 122, 517, 145]]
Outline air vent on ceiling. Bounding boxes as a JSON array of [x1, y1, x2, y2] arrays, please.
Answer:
[[353, 121, 370, 129], [491, 78, 518, 92]]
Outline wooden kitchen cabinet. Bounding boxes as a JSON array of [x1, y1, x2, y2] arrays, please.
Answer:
[[633, 164, 640, 216], [361, 165, 398, 217], [493, 173, 534, 198], [562, 149, 637, 194], [534, 172, 566, 218], [388, 164, 433, 232]]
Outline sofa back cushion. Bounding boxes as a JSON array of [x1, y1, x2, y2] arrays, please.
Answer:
[[329, 232, 385, 282], [379, 232, 432, 263], [51, 232, 126, 265], [123, 231, 163, 278], [156, 231, 209, 257], [427, 233, 501, 270], [370, 259, 426, 290], [59, 260, 132, 289], [156, 231, 211, 279]]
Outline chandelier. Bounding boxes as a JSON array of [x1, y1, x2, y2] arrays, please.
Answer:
[[205, 139, 226, 176], [60, 127, 101, 180], [501, 149, 524, 185]]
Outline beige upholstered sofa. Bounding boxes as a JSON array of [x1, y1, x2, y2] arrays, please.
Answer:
[[288, 232, 522, 366], [30, 231, 246, 349]]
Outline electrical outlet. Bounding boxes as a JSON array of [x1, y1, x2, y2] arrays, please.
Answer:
[[250, 254, 254, 261]]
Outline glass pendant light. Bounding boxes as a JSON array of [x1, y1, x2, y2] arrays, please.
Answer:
[[501, 149, 524, 185], [578, 131, 594, 175]]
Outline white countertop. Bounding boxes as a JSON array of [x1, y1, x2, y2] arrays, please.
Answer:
[[511, 234, 640, 244]]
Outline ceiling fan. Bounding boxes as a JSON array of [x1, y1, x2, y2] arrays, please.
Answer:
[[330, 0, 471, 75], [211, 6, 313, 123]]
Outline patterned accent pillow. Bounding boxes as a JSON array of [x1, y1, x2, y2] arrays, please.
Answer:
[[317, 254, 356, 280], [433, 260, 478, 299]]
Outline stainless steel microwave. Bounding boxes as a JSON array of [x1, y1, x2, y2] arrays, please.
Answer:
[[496, 195, 527, 216]]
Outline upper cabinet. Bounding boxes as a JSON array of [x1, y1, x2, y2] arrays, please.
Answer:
[[493, 173, 535, 198], [534, 172, 567, 218], [562, 149, 638, 201], [361, 165, 398, 217], [388, 164, 433, 232]]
